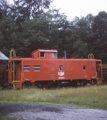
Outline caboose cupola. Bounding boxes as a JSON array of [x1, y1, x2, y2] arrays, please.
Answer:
[[32, 49, 58, 59]]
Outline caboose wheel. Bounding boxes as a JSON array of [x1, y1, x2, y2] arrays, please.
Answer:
[[22, 83, 27, 88], [91, 79, 96, 85], [58, 82, 61, 88], [80, 81, 84, 86]]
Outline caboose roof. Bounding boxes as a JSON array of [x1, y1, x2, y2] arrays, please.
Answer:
[[32, 49, 58, 54]]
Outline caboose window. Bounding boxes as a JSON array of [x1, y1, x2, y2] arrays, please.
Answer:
[[40, 52, 45, 57], [34, 65, 40, 71], [59, 65, 63, 71], [24, 65, 30, 71], [83, 65, 86, 71], [52, 52, 56, 58]]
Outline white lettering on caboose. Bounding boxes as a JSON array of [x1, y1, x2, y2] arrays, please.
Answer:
[[58, 71, 64, 76]]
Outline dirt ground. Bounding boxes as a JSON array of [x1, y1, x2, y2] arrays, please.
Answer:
[[0, 103, 107, 120]]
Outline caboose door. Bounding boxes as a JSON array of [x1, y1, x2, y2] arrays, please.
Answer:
[[11, 60, 22, 81], [15, 61, 22, 81]]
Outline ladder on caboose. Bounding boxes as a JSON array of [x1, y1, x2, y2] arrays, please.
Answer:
[[10, 49, 22, 89]]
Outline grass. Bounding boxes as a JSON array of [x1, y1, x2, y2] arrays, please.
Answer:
[[0, 85, 107, 110], [0, 116, 19, 120], [0, 113, 23, 120]]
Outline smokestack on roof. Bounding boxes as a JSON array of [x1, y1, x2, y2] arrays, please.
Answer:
[[64, 50, 66, 59]]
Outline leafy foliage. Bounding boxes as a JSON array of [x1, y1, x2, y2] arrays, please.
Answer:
[[0, 0, 107, 62]]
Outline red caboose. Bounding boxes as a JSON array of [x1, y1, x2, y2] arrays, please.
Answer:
[[8, 49, 103, 88]]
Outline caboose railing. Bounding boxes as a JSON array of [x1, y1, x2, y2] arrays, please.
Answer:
[[88, 54, 94, 59], [10, 49, 16, 59], [9, 49, 16, 82], [9, 49, 22, 88], [100, 61, 103, 79]]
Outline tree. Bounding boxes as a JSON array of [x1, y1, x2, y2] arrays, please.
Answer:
[[0, 16, 19, 57], [0, 0, 10, 20], [9, 0, 52, 25], [92, 11, 107, 62], [20, 13, 52, 56], [67, 17, 90, 58], [46, 10, 71, 57]]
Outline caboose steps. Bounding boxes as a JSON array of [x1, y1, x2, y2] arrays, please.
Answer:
[[13, 81, 22, 89]]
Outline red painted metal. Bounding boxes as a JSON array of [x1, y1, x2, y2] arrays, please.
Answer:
[[8, 49, 103, 88]]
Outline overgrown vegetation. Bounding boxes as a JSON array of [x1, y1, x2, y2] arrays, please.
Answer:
[[0, 0, 107, 62], [0, 85, 107, 110], [0, 116, 18, 120]]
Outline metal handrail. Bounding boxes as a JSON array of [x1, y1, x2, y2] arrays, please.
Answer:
[[88, 54, 94, 59], [10, 49, 16, 83], [10, 49, 16, 59], [101, 61, 103, 79]]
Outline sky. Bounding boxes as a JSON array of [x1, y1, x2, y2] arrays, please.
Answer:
[[9, 0, 107, 21], [51, 0, 107, 20]]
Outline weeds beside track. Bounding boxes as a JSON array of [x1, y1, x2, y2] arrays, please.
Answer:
[[0, 85, 107, 110]]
